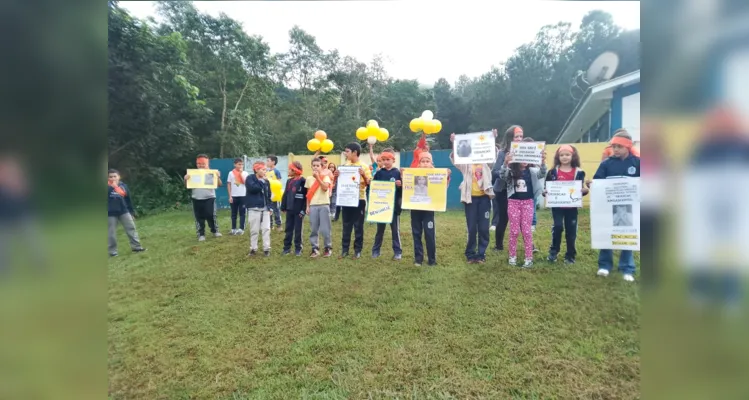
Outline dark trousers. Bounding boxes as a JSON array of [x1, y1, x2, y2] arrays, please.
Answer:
[[230, 196, 246, 230], [283, 212, 305, 252], [493, 191, 509, 249], [549, 208, 578, 259], [372, 214, 402, 255], [269, 201, 282, 227], [341, 200, 366, 254], [464, 195, 491, 261], [334, 207, 341, 221], [411, 210, 436, 264], [192, 198, 218, 237]]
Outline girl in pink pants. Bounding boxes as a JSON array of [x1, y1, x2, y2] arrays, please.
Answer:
[[499, 149, 547, 267]]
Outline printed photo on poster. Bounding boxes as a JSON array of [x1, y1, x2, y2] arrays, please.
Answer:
[[366, 181, 396, 224], [452, 132, 497, 164], [509, 141, 545, 164], [545, 180, 583, 208], [590, 177, 640, 250], [402, 168, 449, 212], [335, 166, 361, 207], [186, 169, 220, 189]]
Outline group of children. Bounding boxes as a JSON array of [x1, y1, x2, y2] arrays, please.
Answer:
[[108, 127, 640, 280]]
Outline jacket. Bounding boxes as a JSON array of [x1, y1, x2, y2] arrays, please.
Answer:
[[108, 183, 134, 217], [281, 177, 307, 213], [450, 152, 494, 203], [499, 164, 547, 199], [593, 154, 640, 179], [245, 174, 272, 210], [491, 148, 509, 192]]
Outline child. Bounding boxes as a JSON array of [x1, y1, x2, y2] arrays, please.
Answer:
[[590, 129, 640, 282], [522, 137, 545, 253], [334, 142, 372, 259], [500, 149, 547, 268], [266, 155, 284, 231], [184, 154, 222, 242], [281, 161, 307, 256], [306, 158, 333, 258], [327, 162, 339, 220], [371, 151, 403, 260], [450, 132, 495, 264], [545, 145, 588, 264], [491, 126, 523, 248], [227, 157, 249, 235], [410, 152, 438, 267], [246, 161, 273, 256], [108, 169, 146, 257]]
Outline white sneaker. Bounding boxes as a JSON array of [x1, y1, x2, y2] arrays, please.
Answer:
[[236, 229, 244, 235], [198, 236, 206, 242], [230, 229, 237, 235], [489, 225, 496, 231], [523, 259, 533, 268], [509, 256, 517, 266], [214, 232, 223, 238], [531, 225, 536, 233], [623, 274, 635, 282], [597, 268, 609, 277]]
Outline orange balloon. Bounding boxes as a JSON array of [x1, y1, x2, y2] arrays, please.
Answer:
[[314, 130, 327, 141]]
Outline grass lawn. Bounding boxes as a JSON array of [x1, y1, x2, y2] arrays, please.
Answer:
[[108, 208, 640, 399]]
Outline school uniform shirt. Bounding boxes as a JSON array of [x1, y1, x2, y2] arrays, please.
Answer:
[[344, 161, 373, 201], [305, 175, 331, 206], [373, 167, 403, 214], [245, 175, 272, 210], [227, 170, 250, 197], [108, 183, 134, 217], [281, 177, 307, 212], [593, 154, 640, 179]]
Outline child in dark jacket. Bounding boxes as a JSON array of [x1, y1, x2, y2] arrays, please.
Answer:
[[281, 161, 307, 256], [107, 169, 146, 257], [545, 145, 589, 264], [246, 162, 273, 256]]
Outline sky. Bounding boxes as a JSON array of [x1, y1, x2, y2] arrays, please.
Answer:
[[120, 1, 640, 86]]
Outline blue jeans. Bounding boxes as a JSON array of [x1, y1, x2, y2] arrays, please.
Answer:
[[689, 271, 742, 306], [598, 250, 636, 274]]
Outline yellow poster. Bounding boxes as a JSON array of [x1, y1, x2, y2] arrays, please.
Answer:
[[186, 169, 220, 189], [401, 168, 449, 212], [366, 181, 396, 223]]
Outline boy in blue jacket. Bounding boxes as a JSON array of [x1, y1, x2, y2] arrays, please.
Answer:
[[107, 169, 146, 257], [590, 130, 640, 282], [246, 162, 273, 257]]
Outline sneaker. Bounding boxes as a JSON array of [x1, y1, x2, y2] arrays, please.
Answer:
[[213, 232, 223, 238], [414, 262, 422, 267], [338, 252, 349, 259], [533, 246, 539, 253], [249, 249, 257, 256], [109, 252, 118, 257], [467, 259, 476, 264], [427, 261, 437, 267], [322, 248, 332, 258], [282, 250, 291, 256], [623, 274, 635, 282], [522, 259, 533, 268], [132, 248, 147, 253], [310, 249, 320, 258], [264, 250, 271, 257], [509, 256, 517, 266], [372, 251, 380, 259], [295, 250, 302, 257], [230, 229, 237, 235], [198, 236, 206, 242], [236, 229, 244, 236], [353, 252, 362, 259], [489, 225, 496, 231], [531, 225, 536, 233], [475, 258, 486, 264], [564, 258, 575, 265], [547, 254, 557, 262], [597, 268, 609, 277], [393, 254, 402, 261]]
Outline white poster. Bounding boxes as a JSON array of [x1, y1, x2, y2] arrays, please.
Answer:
[[509, 141, 545, 164], [452, 131, 497, 165], [590, 177, 640, 250], [335, 166, 361, 208], [545, 180, 583, 208]]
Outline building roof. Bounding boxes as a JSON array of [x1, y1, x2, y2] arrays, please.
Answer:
[[554, 70, 640, 144]]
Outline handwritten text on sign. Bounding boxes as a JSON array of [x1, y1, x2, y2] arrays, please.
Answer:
[[545, 180, 583, 208], [510, 141, 545, 164], [335, 166, 361, 207], [452, 131, 497, 164]]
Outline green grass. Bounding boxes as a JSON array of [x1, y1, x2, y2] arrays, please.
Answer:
[[108, 208, 639, 399]]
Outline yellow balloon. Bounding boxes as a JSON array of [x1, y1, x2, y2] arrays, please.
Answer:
[[320, 139, 334, 153], [356, 127, 368, 140], [366, 119, 379, 129], [432, 119, 442, 134], [307, 138, 321, 152], [314, 130, 327, 141], [410, 118, 424, 133], [269, 179, 282, 193], [270, 190, 282, 202], [367, 123, 380, 137], [422, 120, 435, 134], [376, 128, 389, 142]]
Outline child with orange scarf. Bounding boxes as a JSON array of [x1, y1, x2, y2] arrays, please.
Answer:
[[108, 169, 146, 257], [305, 157, 333, 258], [184, 154, 223, 242], [281, 161, 307, 256]]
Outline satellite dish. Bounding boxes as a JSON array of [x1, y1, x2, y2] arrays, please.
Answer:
[[585, 52, 619, 85]]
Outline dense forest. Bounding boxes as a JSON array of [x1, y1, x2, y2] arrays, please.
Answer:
[[108, 1, 640, 213]]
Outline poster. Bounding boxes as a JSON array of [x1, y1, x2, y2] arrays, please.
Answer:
[[366, 181, 395, 223], [335, 166, 361, 207], [509, 141, 545, 164], [186, 169, 220, 189], [545, 180, 583, 208], [452, 131, 497, 164], [401, 168, 449, 212], [590, 177, 640, 250]]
